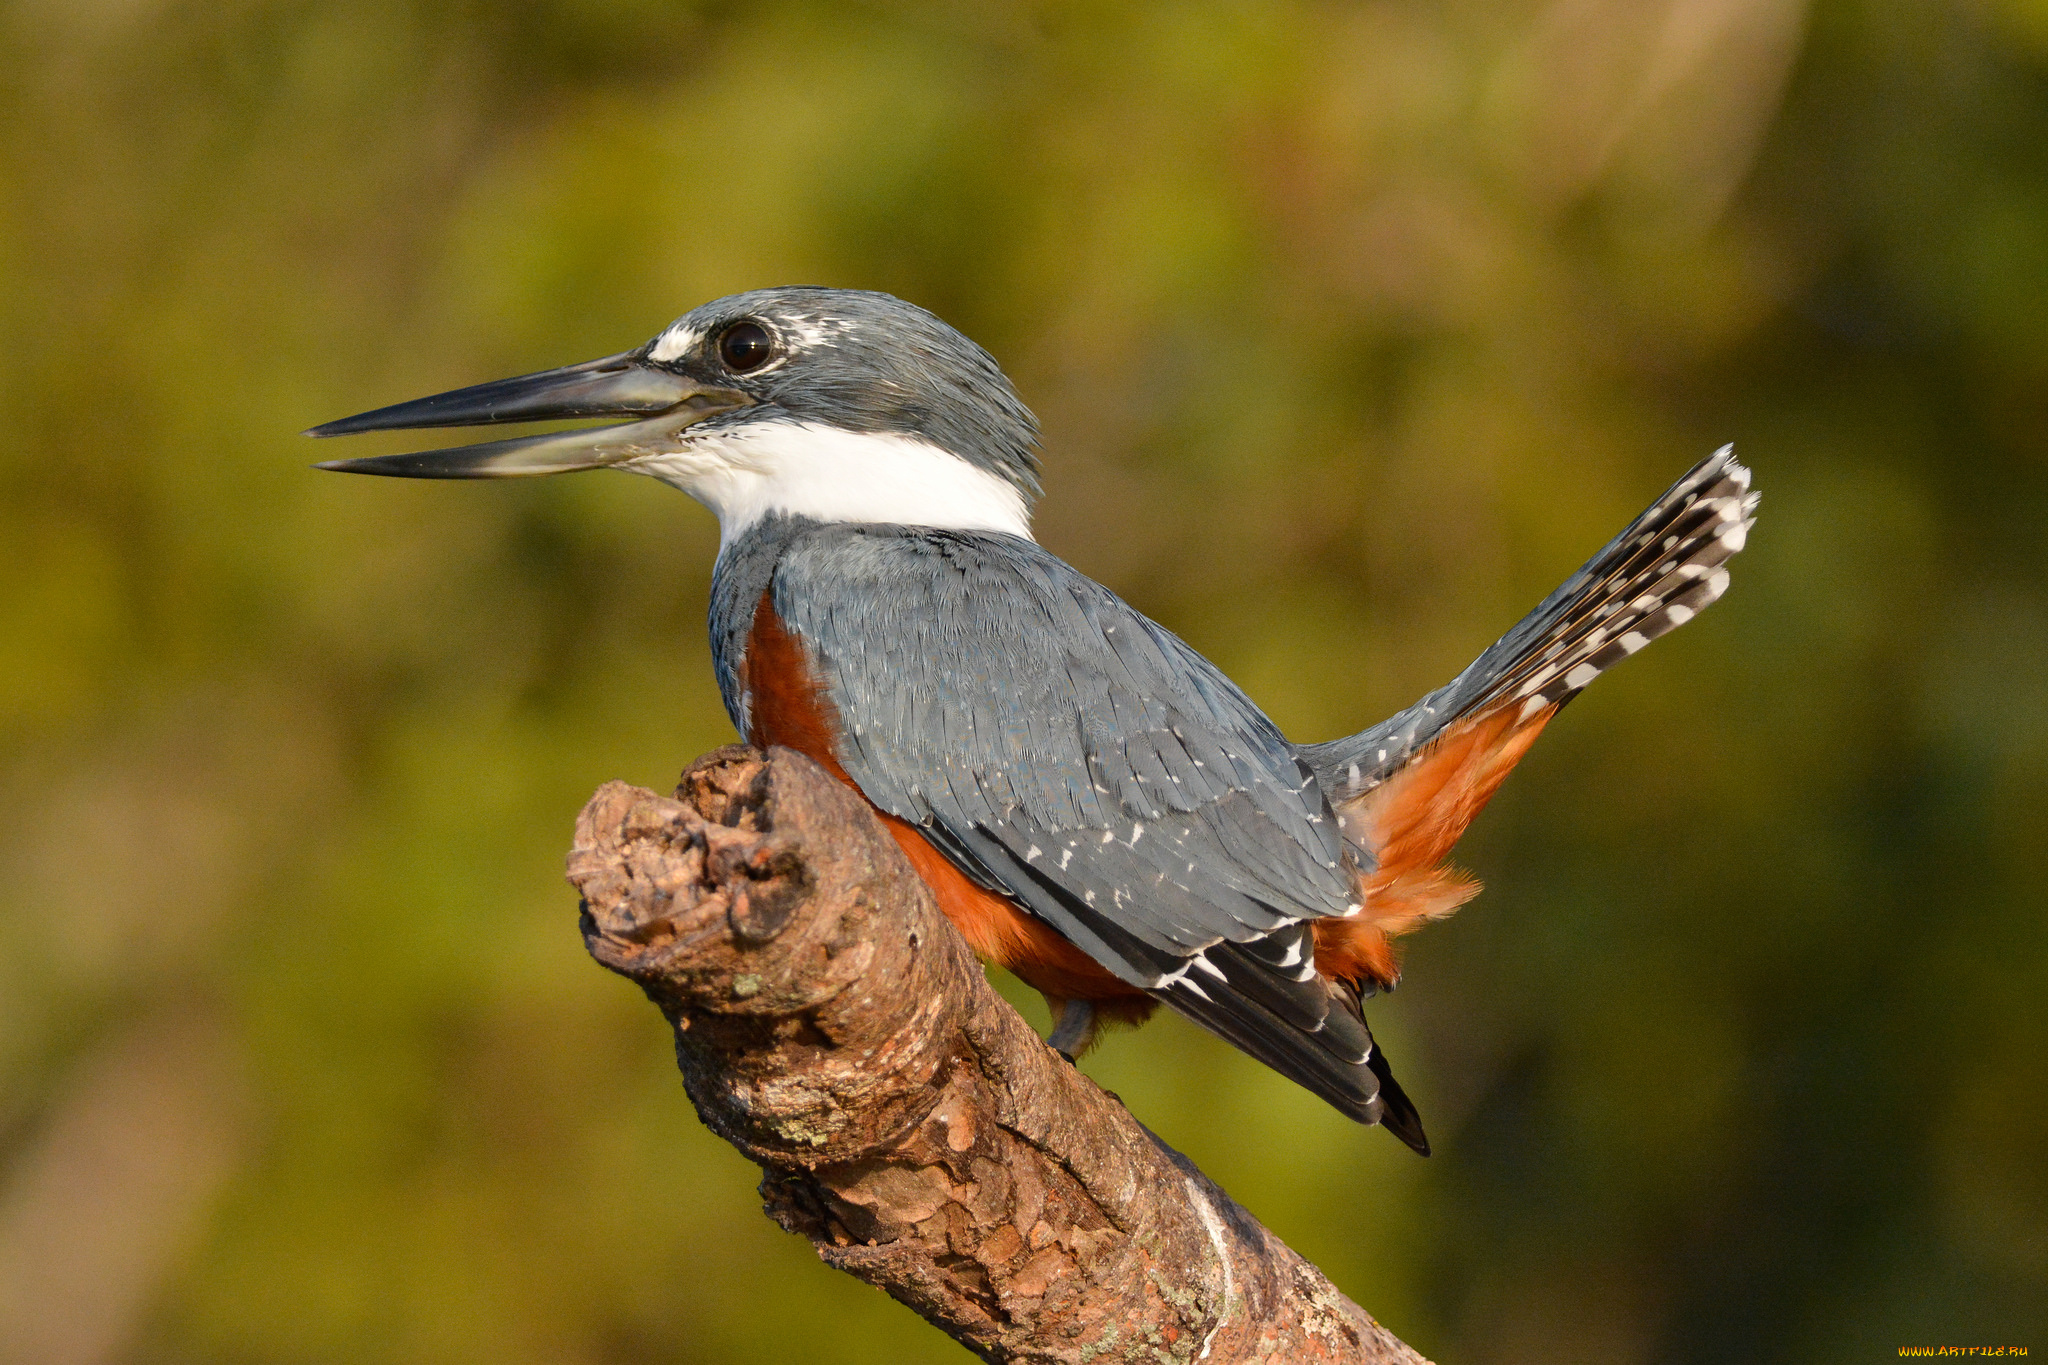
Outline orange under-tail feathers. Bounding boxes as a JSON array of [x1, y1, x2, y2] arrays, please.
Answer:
[[1306, 451, 1759, 990], [1313, 702, 1557, 989]]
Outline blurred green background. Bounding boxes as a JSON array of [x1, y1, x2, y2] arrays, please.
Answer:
[[3, 1, 2044, 1361]]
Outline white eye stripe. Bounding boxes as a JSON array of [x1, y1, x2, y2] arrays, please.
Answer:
[[647, 324, 702, 363]]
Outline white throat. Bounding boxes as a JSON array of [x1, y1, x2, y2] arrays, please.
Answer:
[[622, 421, 1035, 548]]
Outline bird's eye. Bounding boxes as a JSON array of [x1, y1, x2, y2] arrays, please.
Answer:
[[718, 321, 774, 373]]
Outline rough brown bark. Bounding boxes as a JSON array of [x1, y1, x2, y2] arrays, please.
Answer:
[[567, 745, 1431, 1365]]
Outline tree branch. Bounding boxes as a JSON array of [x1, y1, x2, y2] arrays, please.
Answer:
[[567, 746, 1431, 1365]]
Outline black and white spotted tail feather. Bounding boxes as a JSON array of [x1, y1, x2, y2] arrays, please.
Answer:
[[1217, 447, 1756, 1151], [1153, 940, 1429, 1152], [1303, 447, 1758, 809]]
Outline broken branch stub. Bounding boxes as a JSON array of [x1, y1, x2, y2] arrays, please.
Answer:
[[568, 745, 1429, 1365]]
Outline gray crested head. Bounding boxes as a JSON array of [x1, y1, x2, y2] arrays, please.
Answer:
[[645, 287, 1041, 501]]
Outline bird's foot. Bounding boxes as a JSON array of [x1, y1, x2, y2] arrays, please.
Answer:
[[1046, 998, 1097, 1060]]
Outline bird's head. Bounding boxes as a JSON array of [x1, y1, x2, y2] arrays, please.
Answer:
[[310, 287, 1041, 544]]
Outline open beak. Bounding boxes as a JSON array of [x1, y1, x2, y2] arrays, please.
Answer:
[[307, 350, 753, 478]]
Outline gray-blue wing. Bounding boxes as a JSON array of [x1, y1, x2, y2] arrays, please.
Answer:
[[767, 525, 1412, 1136], [771, 525, 1358, 971]]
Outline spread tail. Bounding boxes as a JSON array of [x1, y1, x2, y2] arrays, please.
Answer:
[[1301, 448, 1757, 985]]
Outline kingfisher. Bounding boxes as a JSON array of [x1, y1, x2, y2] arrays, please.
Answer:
[[311, 287, 1756, 1154]]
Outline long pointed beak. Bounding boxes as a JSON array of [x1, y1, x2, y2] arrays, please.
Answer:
[[307, 351, 753, 478]]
